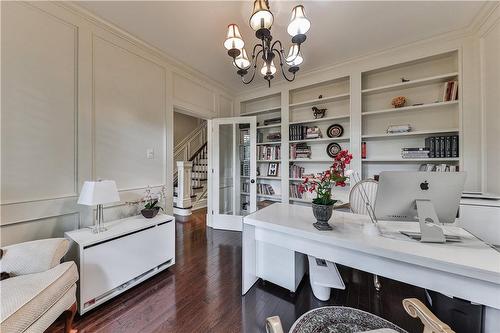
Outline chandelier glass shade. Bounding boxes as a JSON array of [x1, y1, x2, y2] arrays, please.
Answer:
[[224, 0, 310, 87]]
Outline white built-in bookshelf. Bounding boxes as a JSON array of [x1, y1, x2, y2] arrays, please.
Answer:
[[237, 50, 461, 212], [361, 51, 460, 178]]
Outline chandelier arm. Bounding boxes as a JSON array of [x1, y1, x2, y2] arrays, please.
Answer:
[[271, 39, 284, 53], [251, 43, 264, 58], [272, 49, 296, 82], [241, 49, 263, 85]]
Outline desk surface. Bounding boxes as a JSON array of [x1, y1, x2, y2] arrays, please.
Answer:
[[244, 203, 500, 285]]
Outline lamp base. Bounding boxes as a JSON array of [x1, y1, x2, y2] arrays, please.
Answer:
[[91, 225, 108, 234]]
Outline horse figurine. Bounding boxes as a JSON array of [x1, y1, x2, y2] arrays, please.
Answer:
[[312, 106, 327, 119]]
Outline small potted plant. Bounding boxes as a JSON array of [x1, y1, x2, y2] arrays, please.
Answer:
[[299, 149, 352, 230], [127, 186, 166, 219]]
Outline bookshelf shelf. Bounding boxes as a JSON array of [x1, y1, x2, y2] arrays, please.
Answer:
[[362, 128, 459, 140], [241, 176, 282, 180], [289, 178, 304, 181], [362, 158, 459, 163], [361, 72, 458, 95], [257, 123, 281, 129], [289, 137, 350, 144], [289, 114, 350, 125], [257, 159, 281, 162], [362, 101, 458, 116], [257, 141, 281, 145], [242, 106, 281, 116], [289, 93, 350, 109], [289, 159, 334, 163]]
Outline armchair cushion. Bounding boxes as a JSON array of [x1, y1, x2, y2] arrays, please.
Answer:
[[0, 261, 78, 333], [0, 238, 69, 276]]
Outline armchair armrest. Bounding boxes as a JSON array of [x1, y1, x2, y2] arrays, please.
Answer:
[[265, 316, 284, 333], [0, 238, 69, 276], [403, 298, 455, 333]]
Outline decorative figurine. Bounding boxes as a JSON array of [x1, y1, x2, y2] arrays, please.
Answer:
[[318, 94, 323, 99], [391, 96, 406, 108], [312, 106, 327, 119], [401, 77, 410, 82]]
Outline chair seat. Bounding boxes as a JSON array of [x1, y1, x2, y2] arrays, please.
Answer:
[[0, 261, 78, 333], [290, 306, 407, 333]]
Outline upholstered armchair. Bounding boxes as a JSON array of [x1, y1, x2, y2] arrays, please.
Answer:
[[266, 298, 454, 333], [0, 238, 79, 333]]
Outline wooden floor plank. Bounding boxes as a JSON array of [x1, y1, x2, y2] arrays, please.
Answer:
[[47, 208, 425, 333]]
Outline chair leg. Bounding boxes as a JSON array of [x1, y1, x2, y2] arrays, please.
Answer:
[[64, 302, 77, 333], [374, 274, 381, 292]]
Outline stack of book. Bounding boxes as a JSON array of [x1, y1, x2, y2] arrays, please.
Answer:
[[425, 135, 459, 158], [290, 143, 311, 159], [306, 126, 322, 139], [241, 182, 249, 193], [240, 129, 250, 144], [263, 117, 281, 126], [257, 145, 281, 160], [289, 125, 322, 140], [267, 132, 281, 142], [443, 80, 459, 102], [257, 184, 275, 196], [401, 148, 430, 159], [241, 161, 250, 177], [289, 164, 305, 179], [289, 184, 303, 199]]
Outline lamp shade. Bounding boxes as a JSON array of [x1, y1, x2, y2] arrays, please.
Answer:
[[286, 44, 303, 66], [260, 60, 276, 76], [249, 0, 274, 31], [224, 24, 244, 51], [287, 5, 310, 37], [78, 180, 120, 206], [233, 48, 251, 69]]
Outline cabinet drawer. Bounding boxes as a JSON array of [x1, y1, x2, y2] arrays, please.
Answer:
[[81, 222, 174, 304]]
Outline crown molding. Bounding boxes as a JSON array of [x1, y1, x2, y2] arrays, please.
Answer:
[[236, 2, 499, 98], [57, 2, 237, 97]]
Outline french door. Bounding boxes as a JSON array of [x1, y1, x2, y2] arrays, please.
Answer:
[[209, 117, 257, 231]]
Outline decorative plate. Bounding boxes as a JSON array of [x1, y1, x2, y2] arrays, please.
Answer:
[[326, 143, 342, 158], [327, 124, 343, 138]]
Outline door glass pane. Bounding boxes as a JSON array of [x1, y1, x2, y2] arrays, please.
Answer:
[[238, 125, 251, 215], [218, 124, 234, 214]]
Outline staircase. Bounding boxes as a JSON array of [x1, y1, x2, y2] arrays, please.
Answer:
[[173, 122, 208, 216]]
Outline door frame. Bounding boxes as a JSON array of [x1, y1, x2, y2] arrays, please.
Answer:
[[207, 117, 257, 231]]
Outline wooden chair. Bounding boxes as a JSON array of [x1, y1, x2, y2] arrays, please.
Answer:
[[265, 298, 455, 333], [349, 179, 381, 291]]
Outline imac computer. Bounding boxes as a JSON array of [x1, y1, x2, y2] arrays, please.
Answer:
[[374, 171, 466, 243]]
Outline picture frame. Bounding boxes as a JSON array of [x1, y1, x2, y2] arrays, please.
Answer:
[[267, 162, 279, 177]]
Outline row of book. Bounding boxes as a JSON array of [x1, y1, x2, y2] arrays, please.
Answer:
[[258, 132, 281, 143], [401, 148, 431, 159], [290, 164, 305, 179], [290, 143, 311, 159], [257, 183, 276, 196], [443, 80, 459, 102], [257, 145, 281, 160], [419, 163, 459, 172], [289, 184, 303, 199], [425, 135, 459, 158], [289, 125, 322, 140]]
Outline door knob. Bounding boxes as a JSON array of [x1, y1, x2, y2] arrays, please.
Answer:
[[250, 179, 255, 183]]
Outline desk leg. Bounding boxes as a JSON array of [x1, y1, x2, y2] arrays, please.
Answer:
[[242, 223, 258, 295], [484, 306, 500, 333]]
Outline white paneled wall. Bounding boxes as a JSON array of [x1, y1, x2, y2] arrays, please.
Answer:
[[0, 2, 233, 245]]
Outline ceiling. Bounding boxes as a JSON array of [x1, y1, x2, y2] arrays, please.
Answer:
[[78, 1, 486, 93]]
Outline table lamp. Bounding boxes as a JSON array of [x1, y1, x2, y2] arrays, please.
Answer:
[[78, 180, 120, 233]]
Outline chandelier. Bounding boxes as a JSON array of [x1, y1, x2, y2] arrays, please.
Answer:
[[224, 0, 311, 87]]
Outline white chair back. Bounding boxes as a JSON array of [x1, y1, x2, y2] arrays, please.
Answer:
[[349, 179, 378, 216]]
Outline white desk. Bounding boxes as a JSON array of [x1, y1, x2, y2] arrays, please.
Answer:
[[242, 203, 500, 332]]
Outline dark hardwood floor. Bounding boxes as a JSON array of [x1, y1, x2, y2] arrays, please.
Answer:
[[48, 208, 426, 333]]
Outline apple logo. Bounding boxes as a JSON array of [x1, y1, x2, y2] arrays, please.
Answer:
[[420, 181, 429, 191]]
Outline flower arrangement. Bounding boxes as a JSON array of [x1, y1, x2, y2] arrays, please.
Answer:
[[127, 185, 166, 218], [299, 149, 353, 205]]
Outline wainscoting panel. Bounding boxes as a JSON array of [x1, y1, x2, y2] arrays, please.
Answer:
[[0, 213, 80, 246], [173, 72, 216, 116], [93, 36, 165, 190], [1, 2, 78, 204]]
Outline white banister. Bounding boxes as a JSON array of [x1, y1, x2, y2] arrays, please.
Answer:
[[176, 161, 193, 210]]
